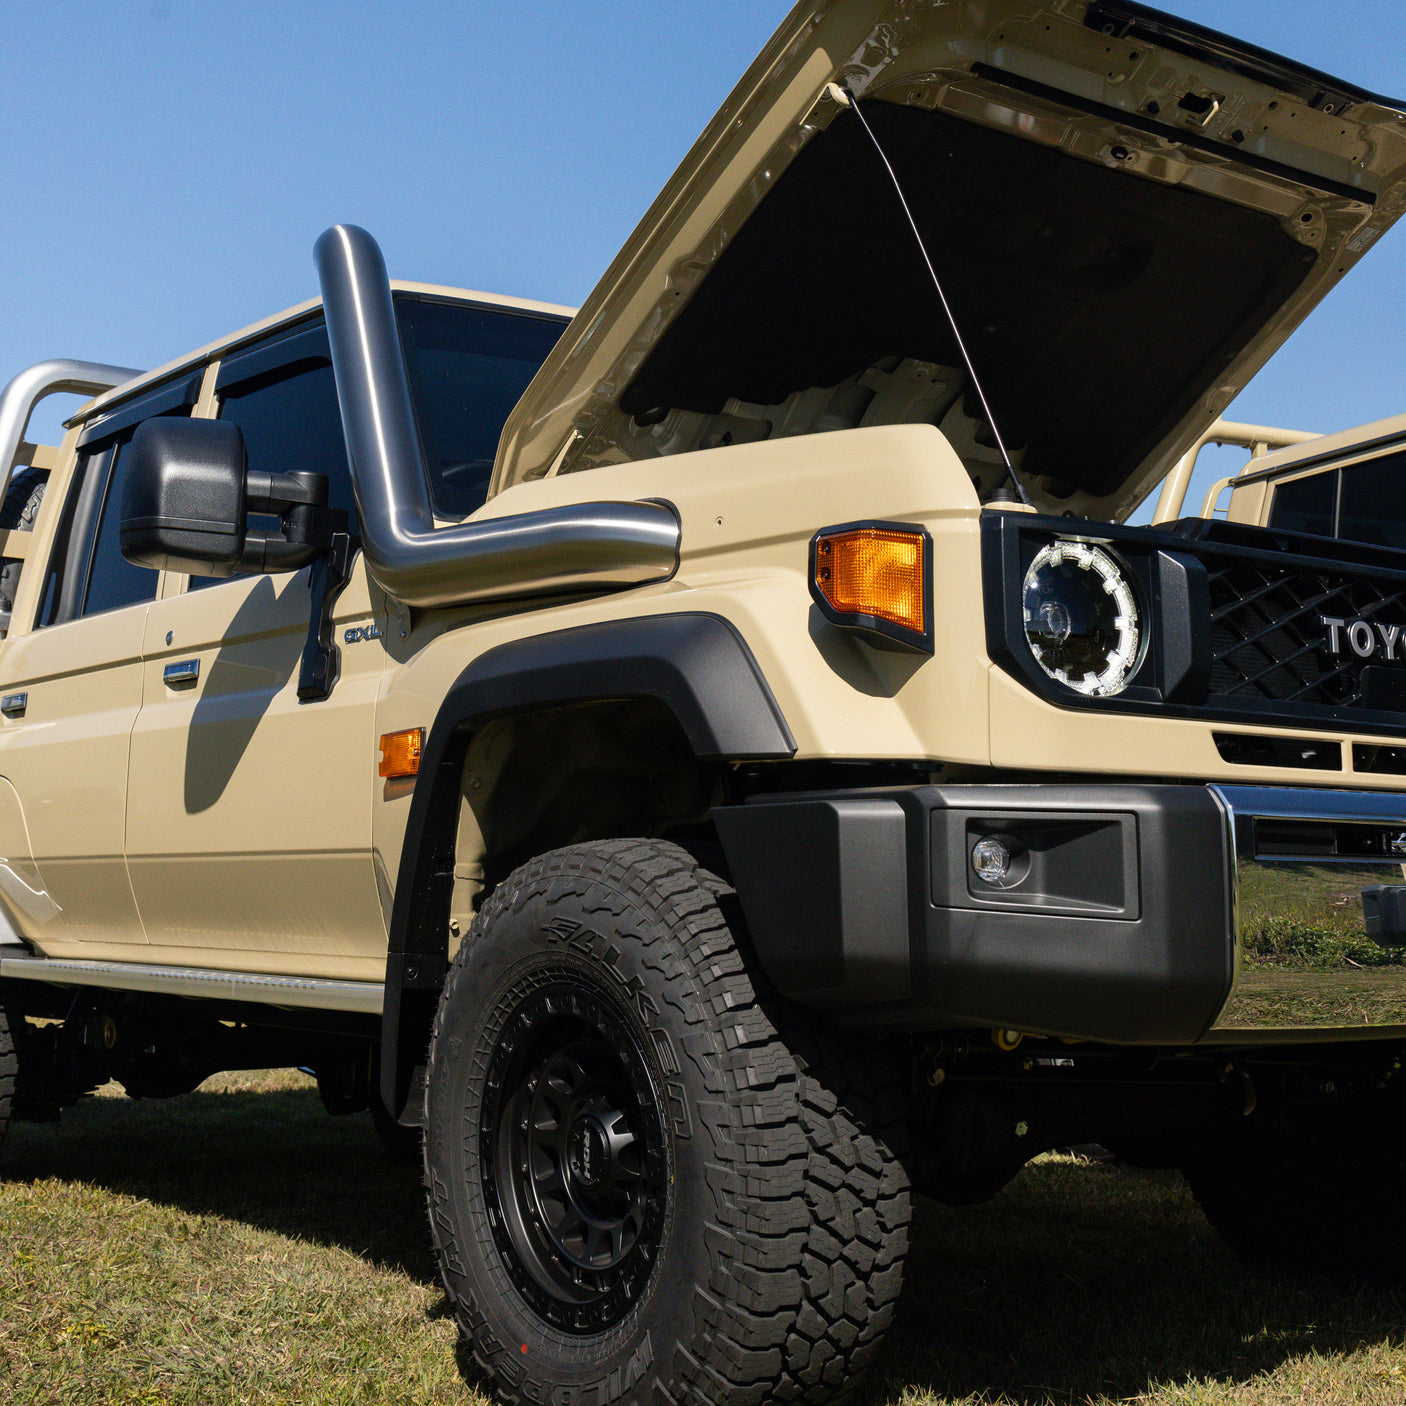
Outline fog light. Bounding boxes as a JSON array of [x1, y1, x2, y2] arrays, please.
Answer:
[[972, 836, 1013, 886]]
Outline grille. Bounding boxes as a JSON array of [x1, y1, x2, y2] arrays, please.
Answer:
[[1206, 555, 1406, 707]]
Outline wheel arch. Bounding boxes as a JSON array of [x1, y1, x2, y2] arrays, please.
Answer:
[[379, 611, 795, 1118]]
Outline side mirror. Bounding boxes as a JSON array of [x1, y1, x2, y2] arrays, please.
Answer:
[[121, 417, 331, 576]]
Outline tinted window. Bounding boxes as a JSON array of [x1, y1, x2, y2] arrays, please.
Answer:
[[396, 298, 566, 516], [37, 450, 98, 626], [219, 359, 356, 529], [1269, 450, 1406, 553], [1338, 452, 1406, 551], [39, 392, 195, 625], [1268, 471, 1335, 539], [82, 434, 162, 617]]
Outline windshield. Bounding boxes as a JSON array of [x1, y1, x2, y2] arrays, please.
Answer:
[[395, 295, 568, 517]]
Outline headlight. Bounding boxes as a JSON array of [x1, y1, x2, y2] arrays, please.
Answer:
[[1022, 540, 1143, 696]]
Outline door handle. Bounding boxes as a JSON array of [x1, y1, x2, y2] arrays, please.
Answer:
[[0, 692, 26, 717], [163, 660, 200, 686]]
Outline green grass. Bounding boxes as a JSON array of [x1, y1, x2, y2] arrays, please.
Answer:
[[1238, 862, 1406, 971], [0, 1072, 473, 1406], [1, 1072, 1404, 1406]]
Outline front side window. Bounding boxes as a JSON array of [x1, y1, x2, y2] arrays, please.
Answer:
[[218, 358, 357, 530], [396, 297, 567, 517]]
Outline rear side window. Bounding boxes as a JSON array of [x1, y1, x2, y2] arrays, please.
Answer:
[[36, 451, 94, 627], [1338, 452, 1406, 551], [1266, 471, 1334, 540], [1268, 448, 1406, 552], [396, 297, 567, 517], [39, 397, 194, 626], [82, 433, 164, 616]]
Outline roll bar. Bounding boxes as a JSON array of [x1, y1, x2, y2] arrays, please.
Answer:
[[0, 359, 143, 486], [1150, 419, 1322, 523]]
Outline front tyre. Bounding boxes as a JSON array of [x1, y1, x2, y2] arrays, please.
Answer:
[[424, 840, 910, 1406]]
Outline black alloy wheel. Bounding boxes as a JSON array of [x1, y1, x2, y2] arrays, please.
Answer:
[[483, 977, 669, 1333]]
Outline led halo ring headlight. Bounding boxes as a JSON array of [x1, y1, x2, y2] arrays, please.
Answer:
[[1022, 539, 1144, 697]]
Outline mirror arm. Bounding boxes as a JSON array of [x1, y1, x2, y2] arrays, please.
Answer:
[[236, 533, 326, 574], [246, 469, 327, 513], [236, 469, 334, 575], [297, 530, 355, 702]]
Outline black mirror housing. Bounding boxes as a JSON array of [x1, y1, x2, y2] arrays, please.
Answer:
[[121, 418, 248, 574], [121, 418, 332, 576]]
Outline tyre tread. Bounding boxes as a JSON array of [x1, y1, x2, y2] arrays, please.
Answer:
[[425, 838, 910, 1406]]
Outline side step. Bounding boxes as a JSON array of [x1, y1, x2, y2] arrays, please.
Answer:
[[0, 952, 383, 1015]]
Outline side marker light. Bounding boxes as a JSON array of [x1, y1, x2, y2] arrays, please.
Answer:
[[379, 727, 424, 778], [809, 521, 932, 653]]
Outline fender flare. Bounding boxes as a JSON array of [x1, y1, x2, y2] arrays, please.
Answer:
[[380, 611, 795, 1115]]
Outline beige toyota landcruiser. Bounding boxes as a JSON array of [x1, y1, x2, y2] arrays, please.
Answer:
[[4, 4, 1406, 1404]]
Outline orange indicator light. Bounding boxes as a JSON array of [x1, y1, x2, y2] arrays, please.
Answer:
[[813, 527, 926, 635], [379, 727, 424, 779]]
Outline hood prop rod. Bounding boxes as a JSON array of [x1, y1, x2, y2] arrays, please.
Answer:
[[831, 83, 1030, 507]]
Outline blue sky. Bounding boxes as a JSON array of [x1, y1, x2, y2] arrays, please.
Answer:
[[6, 2, 1406, 513]]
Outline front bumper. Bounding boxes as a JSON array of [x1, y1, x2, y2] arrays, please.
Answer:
[[713, 783, 1406, 1044]]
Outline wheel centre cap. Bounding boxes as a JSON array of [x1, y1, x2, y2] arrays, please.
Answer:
[[568, 1114, 611, 1190]]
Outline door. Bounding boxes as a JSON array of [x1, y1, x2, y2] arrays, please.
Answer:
[[126, 564, 388, 976], [123, 329, 389, 978], [0, 379, 197, 955]]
